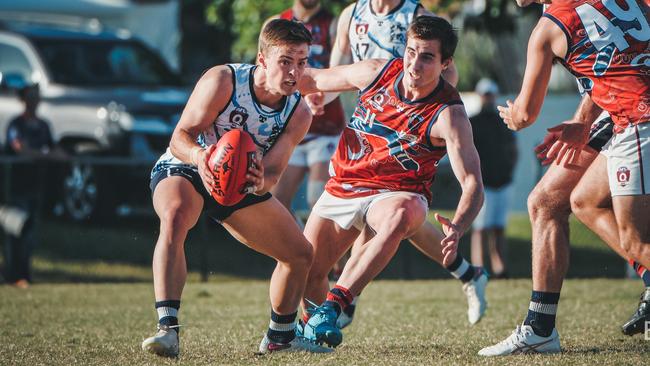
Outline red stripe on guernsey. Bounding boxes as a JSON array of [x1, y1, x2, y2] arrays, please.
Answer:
[[634, 125, 646, 194], [279, 8, 345, 135], [326, 58, 461, 202], [544, 1, 650, 132]]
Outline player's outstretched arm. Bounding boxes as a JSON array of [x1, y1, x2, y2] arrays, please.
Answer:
[[170, 65, 233, 190], [256, 99, 312, 194], [437, 105, 484, 236], [498, 18, 567, 131], [299, 58, 387, 95]]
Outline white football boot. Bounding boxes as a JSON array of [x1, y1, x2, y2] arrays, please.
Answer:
[[478, 325, 561, 356], [141, 324, 180, 357], [463, 268, 488, 325], [258, 334, 334, 354]]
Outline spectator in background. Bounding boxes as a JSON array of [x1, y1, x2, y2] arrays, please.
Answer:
[[470, 78, 517, 279], [3, 84, 53, 288]]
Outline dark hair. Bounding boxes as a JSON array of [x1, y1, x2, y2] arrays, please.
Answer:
[[259, 19, 312, 55], [17, 84, 39, 101], [407, 16, 458, 60]]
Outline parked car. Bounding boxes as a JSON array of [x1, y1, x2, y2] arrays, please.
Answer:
[[0, 19, 188, 221]]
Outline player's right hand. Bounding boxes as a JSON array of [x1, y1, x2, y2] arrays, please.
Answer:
[[435, 213, 459, 267], [197, 144, 217, 193]]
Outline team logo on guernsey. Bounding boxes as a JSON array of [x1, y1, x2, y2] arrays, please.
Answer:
[[389, 23, 407, 45], [356, 23, 369, 37], [229, 107, 249, 128], [369, 88, 389, 112], [617, 166, 631, 187]]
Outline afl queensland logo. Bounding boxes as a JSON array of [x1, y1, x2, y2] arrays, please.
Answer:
[[617, 166, 631, 187], [229, 107, 249, 128], [356, 23, 369, 37]]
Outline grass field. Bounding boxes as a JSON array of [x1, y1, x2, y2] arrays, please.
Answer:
[[1, 279, 648, 365], [1, 212, 648, 364]]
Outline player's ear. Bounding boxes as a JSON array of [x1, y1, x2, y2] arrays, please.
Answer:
[[257, 52, 267, 69], [441, 56, 452, 70]]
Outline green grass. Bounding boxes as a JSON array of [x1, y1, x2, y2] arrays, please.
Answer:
[[0, 279, 648, 365], [0, 211, 647, 364]]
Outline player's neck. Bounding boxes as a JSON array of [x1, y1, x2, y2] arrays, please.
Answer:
[[292, 3, 321, 22], [22, 110, 37, 119], [371, 0, 401, 15], [252, 67, 285, 110], [399, 76, 440, 102]]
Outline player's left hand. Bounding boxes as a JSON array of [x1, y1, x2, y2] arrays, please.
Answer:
[[245, 152, 265, 195], [497, 100, 517, 130], [544, 121, 589, 167], [435, 213, 459, 267]]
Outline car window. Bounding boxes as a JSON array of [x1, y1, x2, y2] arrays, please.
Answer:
[[0, 43, 33, 81], [33, 38, 182, 87]]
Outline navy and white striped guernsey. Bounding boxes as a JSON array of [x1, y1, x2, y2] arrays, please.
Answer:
[[152, 63, 302, 174], [348, 0, 420, 62]]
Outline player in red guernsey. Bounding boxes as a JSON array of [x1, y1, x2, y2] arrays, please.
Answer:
[[264, 1, 346, 223], [297, 16, 484, 347], [480, 0, 650, 356], [329, 0, 486, 330]]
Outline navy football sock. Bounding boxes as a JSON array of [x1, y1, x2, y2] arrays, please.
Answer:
[[267, 310, 297, 344], [523, 291, 560, 337], [155, 300, 180, 333], [446, 255, 476, 283]]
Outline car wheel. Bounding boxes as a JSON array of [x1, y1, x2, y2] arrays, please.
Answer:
[[62, 162, 98, 221]]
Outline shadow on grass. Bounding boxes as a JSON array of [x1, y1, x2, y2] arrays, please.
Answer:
[[1, 214, 627, 283]]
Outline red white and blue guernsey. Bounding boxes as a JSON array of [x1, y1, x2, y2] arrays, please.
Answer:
[[152, 63, 301, 172], [325, 58, 463, 202], [348, 0, 421, 62], [543, 0, 650, 132]]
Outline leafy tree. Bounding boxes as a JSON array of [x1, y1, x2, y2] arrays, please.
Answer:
[[206, 0, 349, 63]]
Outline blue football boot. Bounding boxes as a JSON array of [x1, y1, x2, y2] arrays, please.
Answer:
[[302, 302, 343, 348]]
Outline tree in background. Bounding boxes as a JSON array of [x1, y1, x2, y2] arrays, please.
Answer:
[[205, 0, 349, 63]]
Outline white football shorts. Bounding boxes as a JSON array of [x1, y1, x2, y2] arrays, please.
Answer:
[[602, 122, 650, 196], [288, 135, 339, 168], [311, 190, 427, 231]]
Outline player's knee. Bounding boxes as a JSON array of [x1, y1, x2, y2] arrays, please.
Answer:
[[527, 188, 569, 221], [282, 239, 314, 268], [569, 190, 588, 220], [159, 204, 195, 234], [379, 201, 423, 238]]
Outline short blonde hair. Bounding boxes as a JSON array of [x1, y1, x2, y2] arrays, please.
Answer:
[[259, 19, 312, 55]]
